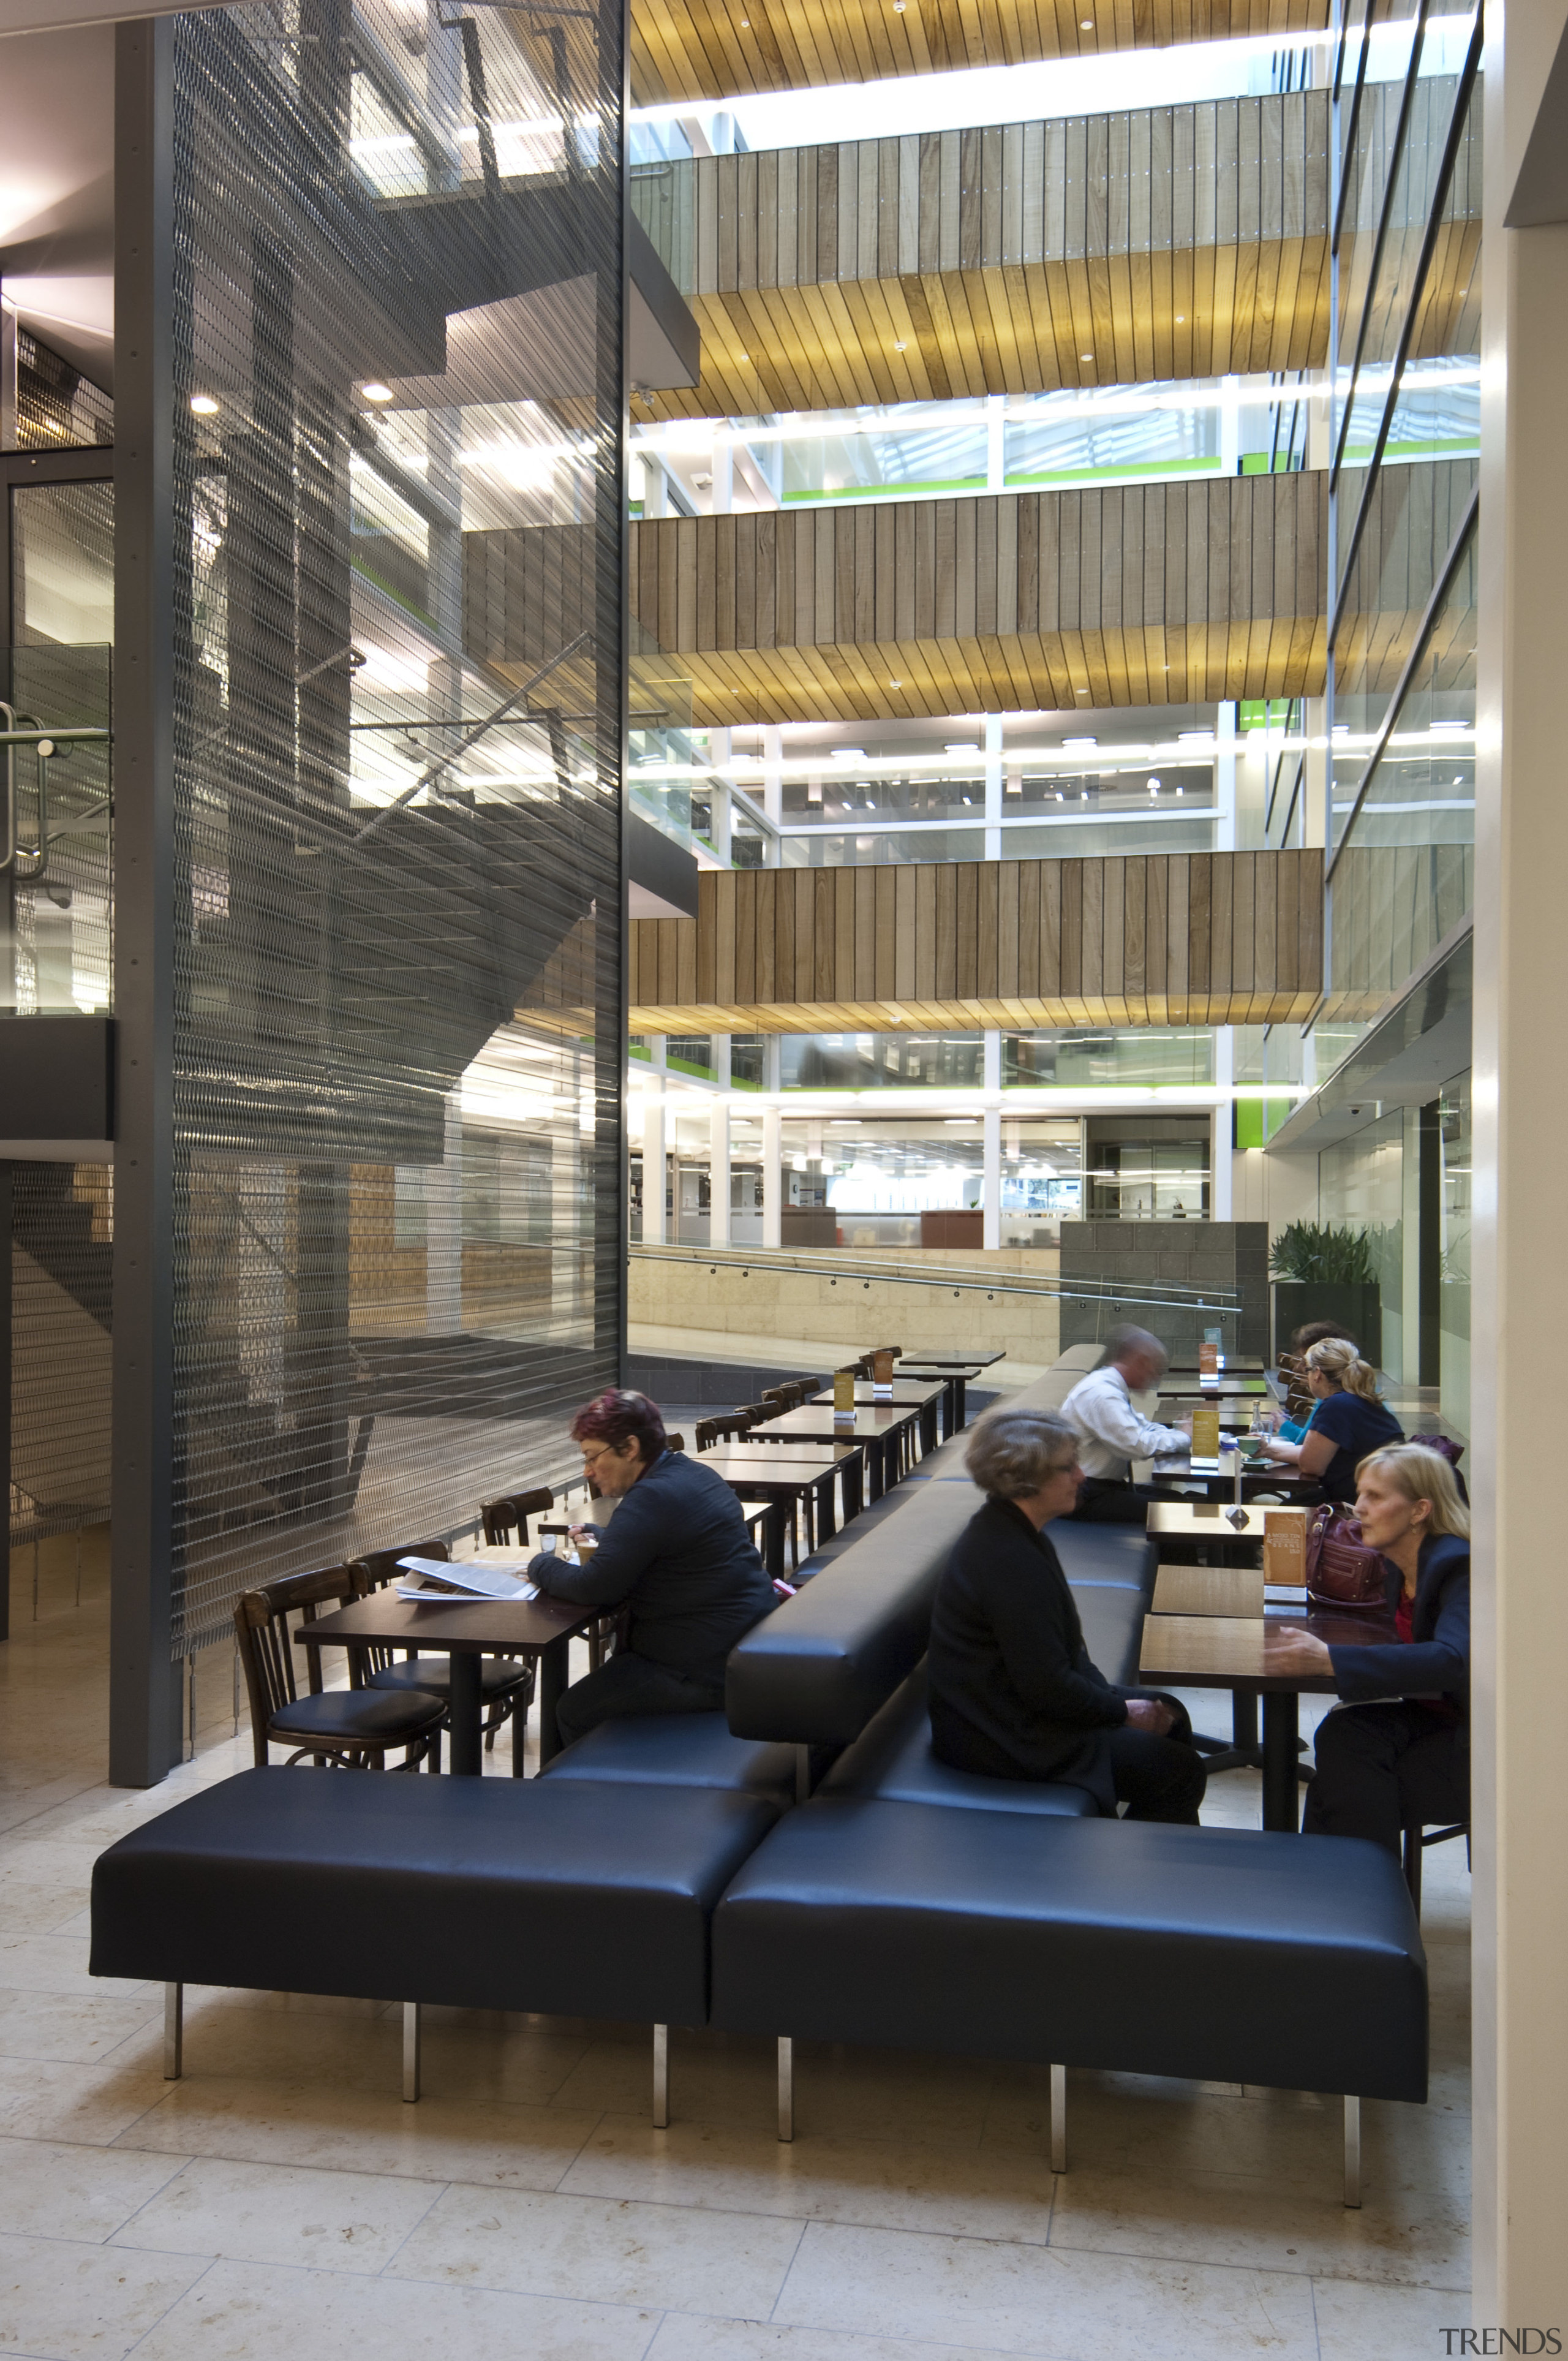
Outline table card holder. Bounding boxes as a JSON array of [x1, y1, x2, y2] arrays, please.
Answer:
[[1204, 1325, 1226, 1370], [1190, 1407, 1221, 1463], [871, 1348, 895, 1399], [1264, 1510, 1307, 1588], [1198, 1341, 1220, 1379], [832, 1369, 857, 1426]]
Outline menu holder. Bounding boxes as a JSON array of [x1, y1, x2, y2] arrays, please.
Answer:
[[871, 1348, 895, 1399], [1263, 1509, 1307, 1586], [1190, 1407, 1221, 1462], [1198, 1342, 1220, 1378], [832, 1369, 857, 1426]]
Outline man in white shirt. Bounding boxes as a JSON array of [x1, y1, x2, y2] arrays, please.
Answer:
[[1060, 1326, 1192, 1524]]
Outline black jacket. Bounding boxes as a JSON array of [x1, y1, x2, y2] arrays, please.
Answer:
[[1328, 1531, 1469, 1717], [928, 1495, 1129, 1813], [527, 1447, 775, 1683]]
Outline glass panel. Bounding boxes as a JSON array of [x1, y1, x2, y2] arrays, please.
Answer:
[[1004, 1031, 1216, 1088], [780, 1033, 984, 1090], [1085, 1135, 1212, 1219], [1439, 1069, 1470, 1433], [1316, 1110, 1406, 1374], [781, 828, 987, 866], [12, 482, 114, 648], [1334, 0, 1425, 450]]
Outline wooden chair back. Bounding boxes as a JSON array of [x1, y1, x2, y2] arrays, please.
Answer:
[[666, 1432, 685, 1451], [233, 1563, 366, 1769], [480, 1487, 554, 1546], [738, 1400, 776, 1424]]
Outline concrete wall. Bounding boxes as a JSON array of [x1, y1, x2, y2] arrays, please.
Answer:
[[1057, 1220, 1269, 1358]]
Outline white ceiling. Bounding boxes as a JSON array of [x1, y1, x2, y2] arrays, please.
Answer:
[[0, 18, 114, 385]]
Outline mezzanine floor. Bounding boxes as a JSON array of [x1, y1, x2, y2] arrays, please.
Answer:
[[0, 1528, 1469, 2361]]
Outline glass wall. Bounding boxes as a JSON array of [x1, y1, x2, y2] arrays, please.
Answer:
[[1439, 1069, 1470, 1434], [158, 0, 627, 1653]]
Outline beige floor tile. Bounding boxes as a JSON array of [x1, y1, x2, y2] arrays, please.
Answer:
[[1311, 2273, 1469, 2359], [645, 2319, 1016, 2361], [110, 2154, 447, 2275], [1047, 2160, 1468, 2287], [0, 1933, 149, 2004], [0, 2227, 206, 2361], [774, 2219, 1321, 2359], [115, 2076, 603, 2189], [123, 2256, 658, 2361], [0, 2053, 170, 2148], [561, 2115, 1059, 2241], [0, 1988, 162, 2068], [386, 2180, 805, 2318], [0, 1886, 89, 1937], [0, 2135, 187, 2241]]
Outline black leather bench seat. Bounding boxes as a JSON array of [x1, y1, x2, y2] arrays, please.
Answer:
[[91, 1767, 779, 2028], [712, 1799, 1428, 2102], [820, 1666, 1094, 1817], [540, 1712, 797, 1806]]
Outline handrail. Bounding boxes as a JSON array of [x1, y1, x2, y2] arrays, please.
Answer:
[[630, 1241, 1243, 1321]]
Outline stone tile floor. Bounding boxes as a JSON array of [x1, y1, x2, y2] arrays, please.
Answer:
[[0, 1530, 1470, 2360]]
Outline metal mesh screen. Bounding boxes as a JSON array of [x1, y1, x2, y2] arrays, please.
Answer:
[[166, 0, 625, 1650], [11, 1162, 113, 1546]]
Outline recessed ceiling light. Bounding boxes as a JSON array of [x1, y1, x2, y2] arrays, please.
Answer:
[[1081, 15, 1093, 23], [894, 340, 908, 351], [889, 678, 902, 687], [945, 741, 978, 752], [831, 747, 867, 760], [190, 394, 219, 416], [737, 351, 749, 361], [1080, 352, 1093, 362], [361, 382, 394, 402], [1064, 736, 1098, 751], [1175, 314, 1185, 323]]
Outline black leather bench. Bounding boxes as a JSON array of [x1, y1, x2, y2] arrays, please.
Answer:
[[710, 1796, 1427, 2200], [89, 1766, 778, 2120]]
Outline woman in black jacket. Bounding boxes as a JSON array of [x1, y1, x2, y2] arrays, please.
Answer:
[[928, 1407, 1205, 1821], [1272, 1443, 1469, 1853]]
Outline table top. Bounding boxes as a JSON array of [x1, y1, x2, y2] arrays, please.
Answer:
[[295, 1587, 592, 1655], [1166, 1356, 1265, 1375], [809, 1380, 946, 1408], [894, 1361, 987, 1379], [701, 1440, 864, 1466], [756, 1404, 918, 1441], [701, 1452, 853, 1489], [898, 1348, 1006, 1368], [1152, 1564, 1267, 1618], [1139, 1609, 1395, 1693], [1145, 1499, 1311, 1541], [1159, 1378, 1270, 1400]]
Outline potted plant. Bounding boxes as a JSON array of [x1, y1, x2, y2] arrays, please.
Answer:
[[1269, 1221, 1383, 1366]]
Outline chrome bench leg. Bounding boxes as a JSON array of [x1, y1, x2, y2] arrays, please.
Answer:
[[1049, 2063, 1066, 2174], [402, 2002, 421, 2104], [1343, 2095, 1360, 2208], [652, 2023, 669, 2129], [164, 1983, 183, 2080], [778, 2035, 794, 2143]]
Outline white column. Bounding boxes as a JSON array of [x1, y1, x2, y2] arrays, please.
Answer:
[[1472, 45, 1568, 2318], [982, 1029, 1002, 1249], [642, 1037, 667, 1243], [709, 1037, 731, 1246], [761, 1101, 782, 1248], [1305, 366, 1332, 472], [1301, 693, 1329, 852], [1215, 701, 1237, 853], [1212, 1027, 1234, 1220], [426, 1090, 462, 1334], [709, 434, 733, 515], [983, 713, 1003, 859], [1219, 373, 1240, 475], [986, 393, 1006, 492], [761, 723, 784, 827]]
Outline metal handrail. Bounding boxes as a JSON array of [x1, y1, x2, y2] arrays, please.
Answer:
[[0, 718, 111, 882], [630, 1241, 1243, 1321]]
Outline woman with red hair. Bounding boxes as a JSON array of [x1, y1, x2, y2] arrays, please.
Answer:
[[529, 1389, 775, 1745]]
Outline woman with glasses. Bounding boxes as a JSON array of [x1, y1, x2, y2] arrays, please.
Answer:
[[528, 1389, 776, 1747]]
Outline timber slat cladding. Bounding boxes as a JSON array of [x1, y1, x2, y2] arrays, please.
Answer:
[[627, 850, 1324, 1031], [622, 470, 1327, 720], [630, 0, 1329, 111], [635, 83, 1476, 423]]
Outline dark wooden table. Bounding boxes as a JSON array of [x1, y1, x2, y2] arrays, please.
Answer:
[[296, 1589, 598, 1775], [1137, 1607, 1393, 1832], [899, 1348, 1006, 1367], [1159, 1378, 1271, 1402], [1146, 1454, 1317, 1505], [698, 1443, 865, 1575], [810, 1379, 944, 1455], [892, 1362, 987, 1433], [746, 1402, 920, 1495]]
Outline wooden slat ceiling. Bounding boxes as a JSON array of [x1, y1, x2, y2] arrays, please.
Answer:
[[633, 86, 1477, 420], [631, 0, 1329, 107], [628, 850, 1325, 1031]]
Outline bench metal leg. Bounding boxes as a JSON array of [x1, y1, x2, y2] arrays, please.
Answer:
[[652, 2024, 669, 2128], [402, 2002, 421, 2104], [1343, 2095, 1360, 2208], [1049, 2063, 1066, 2174], [778, 2036, 794, 2143], [164, 1983, 183, 2081]]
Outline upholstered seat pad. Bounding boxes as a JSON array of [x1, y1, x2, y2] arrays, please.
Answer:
[[368, 1657, 530, 1702], [819, 1669, 1093, 1817], [269, 1689, 445, 1742], [711, 1799, 1428, 2102], [541, 1711, 796, 1805], [90, 1768, 779, 2027]]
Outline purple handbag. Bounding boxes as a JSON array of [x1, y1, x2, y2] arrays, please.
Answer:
[[1305, 1505, 1389, 1611]]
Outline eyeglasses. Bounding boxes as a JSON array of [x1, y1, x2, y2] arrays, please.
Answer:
[[580, 1443, 615, 1467]]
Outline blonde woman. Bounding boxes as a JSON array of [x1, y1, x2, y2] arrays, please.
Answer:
[[1272, 1443, 1469, 1853], [1261, 1333, 1403, 1502]]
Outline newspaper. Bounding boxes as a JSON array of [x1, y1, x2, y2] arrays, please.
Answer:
[[393, 1555, 537, 1603]]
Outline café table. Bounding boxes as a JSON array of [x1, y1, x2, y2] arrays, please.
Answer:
[[696, 1443, 865, 1576], [295, 1579, 600, 1775], [810, 1379, 944, 1456], [1152, 1563, 1269, 1618], [745, 1402, 920, 1497], [886, 1361, 987, 1434], [1159, 1377, 1271, 1403], [1137, 1606, 1395, 1832], [1145, 1497, 1310, 1550], [1145, 1451, 1317, 1505], [898, 1347, 1006, 1368]]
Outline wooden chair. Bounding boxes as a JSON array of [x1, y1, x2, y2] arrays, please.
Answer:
[[666, 1433, 686, 1451], [481, 1487, 554, 1547], [352, 1538, 534, 1777], [234, 1565, 445, 1771], [739, 1400, 776, 1425]]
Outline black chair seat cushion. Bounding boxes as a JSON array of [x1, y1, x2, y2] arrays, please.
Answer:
[[91, 1768, 780, 2028], [269, 1689, 445, 1747], [540, 1712, 797, 1807], [368, 1656, 531, 1704], [820, 1667, 1093, 1817], [710, 1798, 1427, 2102]]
